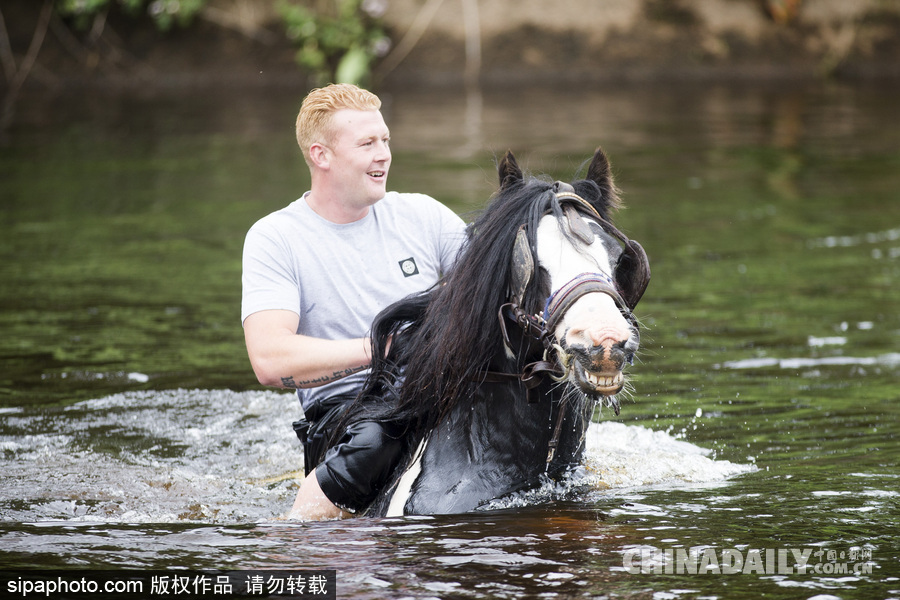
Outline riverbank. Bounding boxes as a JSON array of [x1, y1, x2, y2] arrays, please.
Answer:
[[3, 0, 899, 92], [384, 0, 900, 86]]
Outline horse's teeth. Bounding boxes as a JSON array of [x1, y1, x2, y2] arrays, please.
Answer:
[[585, 372, 623, 388]]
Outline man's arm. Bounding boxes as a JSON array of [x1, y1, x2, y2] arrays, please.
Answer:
[[243, 309, 371, 389]]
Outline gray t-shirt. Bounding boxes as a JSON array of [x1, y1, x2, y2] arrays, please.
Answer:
[[241, 191, 467, 410]]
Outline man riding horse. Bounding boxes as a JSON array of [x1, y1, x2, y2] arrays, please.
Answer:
[[242, 84, 650, 520]]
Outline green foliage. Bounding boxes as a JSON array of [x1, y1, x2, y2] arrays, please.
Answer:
[[51, 0, 389, 84], [278, 0, 389, 86], [56, 0, 208, 31]]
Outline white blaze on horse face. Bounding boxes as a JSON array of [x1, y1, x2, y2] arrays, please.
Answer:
[[536, 214, 614, 290], [536, 214, 634, 384]]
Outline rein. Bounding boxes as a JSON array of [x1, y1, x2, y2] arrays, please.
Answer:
[[480, 302, 559, 405]]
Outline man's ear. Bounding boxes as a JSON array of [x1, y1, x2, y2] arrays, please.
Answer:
[[308, 143, 330, 169]]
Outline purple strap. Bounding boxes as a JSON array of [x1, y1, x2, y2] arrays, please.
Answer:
[[542, 272, 625, 331]]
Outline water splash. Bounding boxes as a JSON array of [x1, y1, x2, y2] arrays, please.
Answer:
[[2, 390, 753, 524], [1, 390, 302, 524], [484, 421, 754, 510]]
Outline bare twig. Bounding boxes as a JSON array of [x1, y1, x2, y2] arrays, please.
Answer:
[[88, 9, 108, 45], [460, 0, 481, 87], [1, 0, 53, 133], [50, 13, 92, 64], [9, 0, 53, 89], [377, 0, 481, 85], [0, 6, 20, 82], [377, 0, 446, 77]]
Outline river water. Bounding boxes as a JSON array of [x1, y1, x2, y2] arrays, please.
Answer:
[[1, 80, 898, 598]]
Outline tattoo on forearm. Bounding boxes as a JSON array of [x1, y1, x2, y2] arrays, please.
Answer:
[[281, 365, 367, 389]]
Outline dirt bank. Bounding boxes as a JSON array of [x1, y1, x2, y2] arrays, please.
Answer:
[[3, 0, 899, 91], [383, 0, 900, 85]]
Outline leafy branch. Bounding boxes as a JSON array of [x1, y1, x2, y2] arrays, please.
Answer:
[[279, 0, 389, 86], [55, 0, 208, 31]]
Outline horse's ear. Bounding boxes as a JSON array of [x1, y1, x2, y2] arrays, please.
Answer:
[[498, 151, 523, 190], [586, 146, 622, 210]]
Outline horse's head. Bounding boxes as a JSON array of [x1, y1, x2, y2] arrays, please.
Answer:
[[499, 148, 650, 413]]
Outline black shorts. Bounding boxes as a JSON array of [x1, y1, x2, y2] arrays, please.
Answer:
[[293, 395, 406, 513], [292, 394, 354, 476]]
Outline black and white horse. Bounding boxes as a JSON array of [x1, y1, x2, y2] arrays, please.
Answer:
[[349, 148, 650, 516]]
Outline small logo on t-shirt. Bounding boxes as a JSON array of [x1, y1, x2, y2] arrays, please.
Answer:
[[399, 257, 419, 277]]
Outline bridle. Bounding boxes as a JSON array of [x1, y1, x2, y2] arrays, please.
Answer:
[[480, 182, 651, 468]]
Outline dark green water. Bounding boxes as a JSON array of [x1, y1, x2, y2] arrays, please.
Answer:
[[1, 81, 898, 598]]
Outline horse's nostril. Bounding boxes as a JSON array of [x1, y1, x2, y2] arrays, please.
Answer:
[[591, 332, 628, 350], [584, 338, 631, 370]]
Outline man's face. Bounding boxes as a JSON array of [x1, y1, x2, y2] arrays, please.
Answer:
[[325, 109, 392, 208]]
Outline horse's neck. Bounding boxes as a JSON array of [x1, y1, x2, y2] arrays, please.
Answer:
[[397, 380, 589, 515]]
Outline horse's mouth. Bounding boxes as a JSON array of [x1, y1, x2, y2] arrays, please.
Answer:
[[572, 363, 624, 396]]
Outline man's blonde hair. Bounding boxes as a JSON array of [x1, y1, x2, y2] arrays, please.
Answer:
[[295, 83, 382, 166]]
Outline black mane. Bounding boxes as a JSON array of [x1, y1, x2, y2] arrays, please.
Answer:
[[348, 152, 622, 443]]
